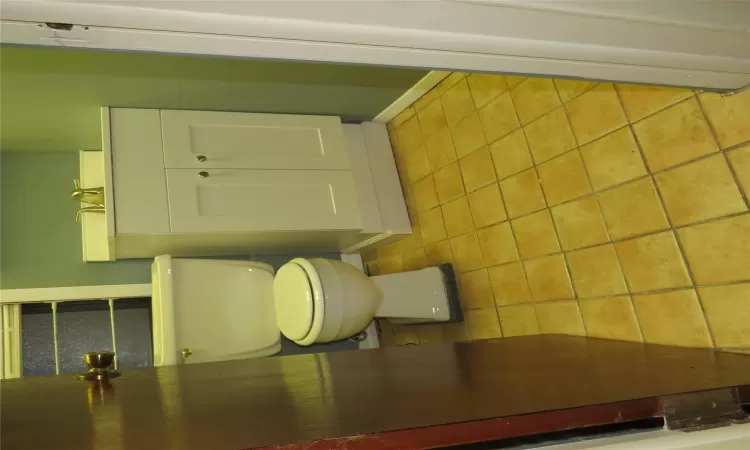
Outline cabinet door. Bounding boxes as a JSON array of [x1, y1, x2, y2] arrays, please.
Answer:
[[160, 110, 350, 170], [166, 169, 362, 233]]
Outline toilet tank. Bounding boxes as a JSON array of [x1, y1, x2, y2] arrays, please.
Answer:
[[152, 255, 281, 366]]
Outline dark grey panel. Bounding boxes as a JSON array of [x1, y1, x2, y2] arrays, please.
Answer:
[[56, 300, 113, 374], [20, 304, 56, 377], [114, 298, 153, 369]]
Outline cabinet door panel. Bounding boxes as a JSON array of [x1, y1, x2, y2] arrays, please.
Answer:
[[166, 169, 362, 232], [161, 110, 349, 170]]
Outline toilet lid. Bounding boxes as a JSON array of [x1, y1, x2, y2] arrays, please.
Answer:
[[273, 259, 324, 343]]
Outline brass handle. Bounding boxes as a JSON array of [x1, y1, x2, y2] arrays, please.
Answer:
[[198, 171, 209, 178], [78, 351, 120, 381], [180, 348, 193, 364], [196, 155, 207, 162]]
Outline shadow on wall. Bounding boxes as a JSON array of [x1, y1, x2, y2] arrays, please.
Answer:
[[0, 151, 152, 289], [0, 151, 347, 290]]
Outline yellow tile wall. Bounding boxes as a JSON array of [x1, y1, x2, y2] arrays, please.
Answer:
[[369, 72, 750, 352]]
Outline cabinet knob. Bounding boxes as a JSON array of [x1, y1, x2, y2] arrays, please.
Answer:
[[196, 155, 207, 162], [198, 171, 209, 178]]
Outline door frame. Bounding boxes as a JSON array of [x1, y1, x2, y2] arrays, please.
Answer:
[[1, 1, 749, 90]]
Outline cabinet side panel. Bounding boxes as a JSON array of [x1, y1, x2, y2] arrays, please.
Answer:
[[110, 108, 170, 234], [360, 122, 411, 234]]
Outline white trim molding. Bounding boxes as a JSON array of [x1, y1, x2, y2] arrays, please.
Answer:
[[2, 2, 749, 90], [373, 71, 450, 123], [0, 284, 152, 304]]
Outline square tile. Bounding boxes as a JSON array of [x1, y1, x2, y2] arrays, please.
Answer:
[[524, 254, 575, 302], [615, 84, 692, 122], [438, 72, 467, 96], [451, 112, 487, 158], [402, 185, 418, 221], [488, 262, 532, 306], [566, 83, 628, 145], [579, 296, 642, 342], [677, 214, 750, 285], [478, 91, 520, 143], [459, 146, 497, 193], [467, 73, 509, 109], [489, 128, 534, 180], [392, 324, 420, 345], [441, 79, 476, 126], [414, 88, 439, 112], [379, 255, 405, 274], [632, 290, 713, 348], [433, 162, 465, 204], [412, 175, 439, 213], [615, 231, 692, 292], [397, 114, 423, 151], [499, 168, 547, 218], [465, 309, 503, 340], [441, 321, 472, 342], [511, 210, 560, 259], [632, 98, 718, 171], [551, 197, 610, 250], [467, 183, 507, 228], [655, 154, 747, 226], [450, 232, 485, 272], [554, 79, 596, 103], [419, 207, 447, 245], [699, 89, 750, 149], [459, 269, 495, 310], [523, 107, 577, 164], [404, 143, 432, 182], [580, 127, 647, 191], [477, 222, 519, 266], [403, 248, 428, 271], [417, 97, 448, 138], [534, 301, 586, 336], [698, 283, 750, 348], [424, 127, 458, 171], [424, 240, 453, 266], [392, 105, 416, 128], [397, 220, 422, 252], [597, 177, 670, 239], [497, 305, 540, 336], [566, 244, 628, 298], [442, 196, 475, 238], [727, 144, 750, 198], [511, 77, 561, 124], [537, 150, 593, 206]]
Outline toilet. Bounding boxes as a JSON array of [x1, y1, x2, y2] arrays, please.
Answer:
[[151, 255, 460, 365]]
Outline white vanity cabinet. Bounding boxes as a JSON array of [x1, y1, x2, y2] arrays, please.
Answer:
[[165, 168, 361, 233], [160, 110, 351, 170], [81, 107, 410, 261]]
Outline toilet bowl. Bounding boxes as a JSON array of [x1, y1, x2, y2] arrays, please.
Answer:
[[151, 255, 459, 365]]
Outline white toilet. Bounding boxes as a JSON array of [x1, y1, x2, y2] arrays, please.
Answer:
[[151, 255, 459, 365]]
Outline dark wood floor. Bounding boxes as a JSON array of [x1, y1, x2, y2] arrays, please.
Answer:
[[3, 335, 750, 449]]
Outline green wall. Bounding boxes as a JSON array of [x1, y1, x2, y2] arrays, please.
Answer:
[[0, 46, 426, 152], [0, 152, 152, 289]]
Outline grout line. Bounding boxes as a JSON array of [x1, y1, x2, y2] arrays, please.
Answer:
[[695, 95, 750, 211], [620, 88, 695, 127]]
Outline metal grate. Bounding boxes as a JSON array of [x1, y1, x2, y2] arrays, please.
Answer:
[[8, 297, 152, 377]]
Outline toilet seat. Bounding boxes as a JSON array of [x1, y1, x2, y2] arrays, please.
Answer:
[[273, 258, 326, 346]]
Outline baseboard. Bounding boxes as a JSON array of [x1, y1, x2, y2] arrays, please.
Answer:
[[373, 71, 450, 123]]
